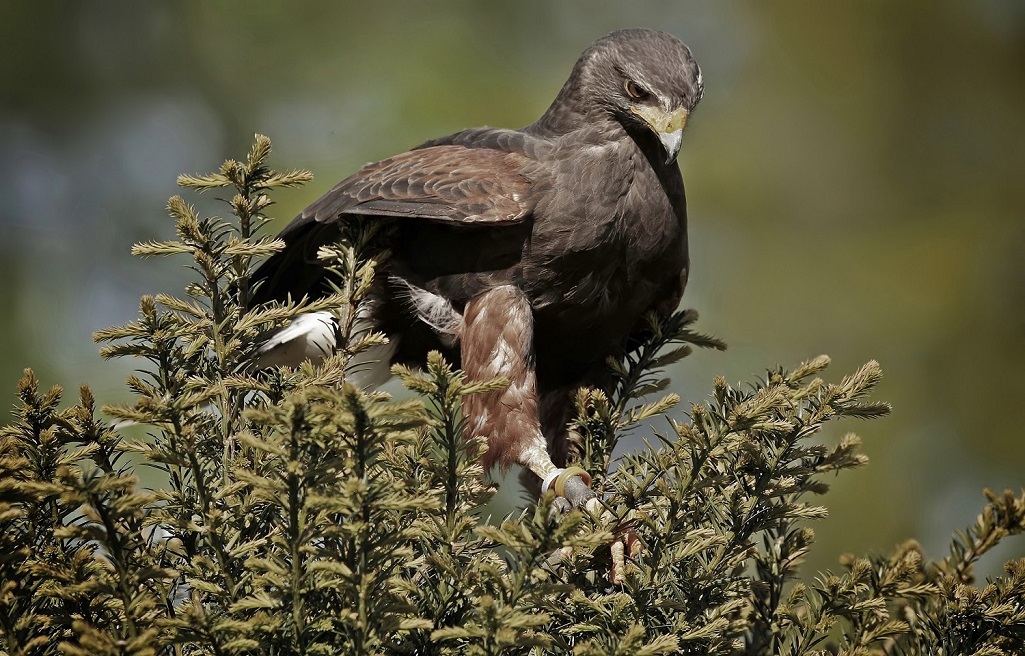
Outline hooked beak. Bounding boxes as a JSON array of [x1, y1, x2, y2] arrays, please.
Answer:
[[658, 128, 683, 165], [629, 105, 689, 164]]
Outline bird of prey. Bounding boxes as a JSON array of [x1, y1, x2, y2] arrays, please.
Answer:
[[253, 28, 704, 511]]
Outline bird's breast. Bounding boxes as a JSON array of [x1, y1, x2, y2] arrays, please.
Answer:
[[523, 152, 688, 363]]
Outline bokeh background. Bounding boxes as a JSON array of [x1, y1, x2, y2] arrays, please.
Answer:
[[2, 1, 1023, 576]]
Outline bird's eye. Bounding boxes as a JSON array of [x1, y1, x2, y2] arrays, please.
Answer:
[[624, 80, 650, 101]]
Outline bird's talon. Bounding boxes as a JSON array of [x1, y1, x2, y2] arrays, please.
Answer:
[[609, 528, 643, 585], [552, 466, 592, 496], [541, 466, 596, 511], [610, 539, 626, 585], [561, 474, 596, 511]]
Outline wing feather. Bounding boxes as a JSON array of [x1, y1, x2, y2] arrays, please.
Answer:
[[253, 133, 541, 305], [300, 144, 534, 228]]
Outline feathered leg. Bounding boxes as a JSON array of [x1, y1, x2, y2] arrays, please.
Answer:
[[461, 285, 595, 510]]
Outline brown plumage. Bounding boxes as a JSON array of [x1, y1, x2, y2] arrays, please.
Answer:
[[253, 28, 704, 508]]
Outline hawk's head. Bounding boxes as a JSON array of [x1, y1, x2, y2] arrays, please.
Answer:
[[576, 28, 704, 163]]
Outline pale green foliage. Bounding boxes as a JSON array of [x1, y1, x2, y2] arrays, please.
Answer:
[[1, 136, 1024, 655]]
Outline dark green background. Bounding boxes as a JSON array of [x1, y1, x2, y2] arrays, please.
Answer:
[[2, 1, 1023, 576]]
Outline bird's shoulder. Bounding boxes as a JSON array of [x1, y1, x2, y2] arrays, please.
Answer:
[[418, 126, 554, 160]]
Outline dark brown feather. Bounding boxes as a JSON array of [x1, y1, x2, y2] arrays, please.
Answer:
[[304, 145, 533, 228]]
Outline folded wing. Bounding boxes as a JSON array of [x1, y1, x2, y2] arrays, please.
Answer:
[[253, 140, 537, 305]]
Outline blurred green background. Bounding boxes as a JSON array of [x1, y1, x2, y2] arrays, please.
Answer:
[[2, 1, 1023, 576]]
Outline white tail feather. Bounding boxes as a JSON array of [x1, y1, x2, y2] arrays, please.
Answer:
[[255, 310, 397, 390], [255, 311, 337, 368]]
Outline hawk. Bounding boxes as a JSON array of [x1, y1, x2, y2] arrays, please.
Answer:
[[253, 28, 704, 511]]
